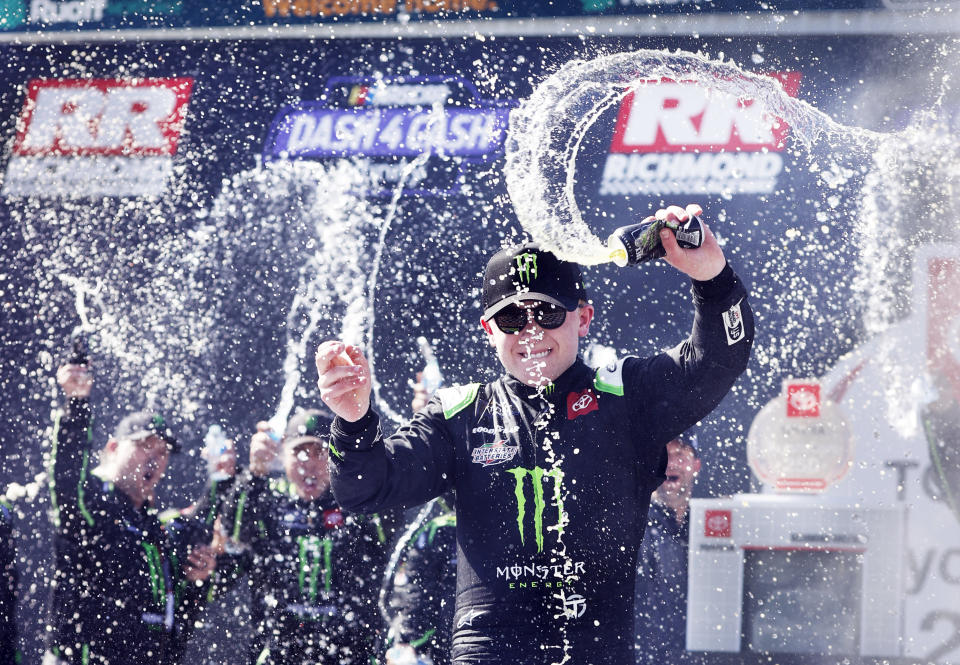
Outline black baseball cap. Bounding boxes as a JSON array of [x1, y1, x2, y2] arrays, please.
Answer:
[[481, 243, 587, 322], [112, 412, 180, 453], [284, 408, 334, 449]]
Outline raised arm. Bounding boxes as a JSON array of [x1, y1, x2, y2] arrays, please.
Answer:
[[48, 363, 96, 531], [625, 204, 754, 446], [317, 342, 456, 513]]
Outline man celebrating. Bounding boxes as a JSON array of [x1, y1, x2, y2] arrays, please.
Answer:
[[47, 363, 217, 665], [221, 410, 389, 665], [317, 204, 753, 664], [634, 435, 702, 664]]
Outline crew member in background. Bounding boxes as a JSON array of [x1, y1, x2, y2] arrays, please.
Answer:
[[158, 432, 238, 662], [634, 434, 702, 664], [383, 492, 457, 665], [317, 203, 753, 665], [221, 409, 390, 665], [46, 363, 218, 665], [383, 374, 457, 665], [1, 499, 18, 665]]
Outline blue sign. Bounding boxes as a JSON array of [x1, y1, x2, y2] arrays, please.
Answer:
[[265, 76, 515, 195]]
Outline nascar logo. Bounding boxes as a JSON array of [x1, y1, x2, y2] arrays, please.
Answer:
[[347, 83, 451, 107], [600, 73, 801, 196]]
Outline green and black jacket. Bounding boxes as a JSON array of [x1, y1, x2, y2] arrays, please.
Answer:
[[383, 497, 457, 665], [46, 398, 209, 665], [330, 264, 754, 665], [219, 471, 390, 664]]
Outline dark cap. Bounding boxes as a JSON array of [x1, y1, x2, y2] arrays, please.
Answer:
[[674, 433, 700, 457], [481, 243, 587, 321], [112, 411, 180, 453], [284, 408, 334, 448]]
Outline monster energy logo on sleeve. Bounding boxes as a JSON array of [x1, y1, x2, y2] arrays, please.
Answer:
[[514, 253, 538, 284], [297, 535, 333, 602], [506, 466, 565, 553]]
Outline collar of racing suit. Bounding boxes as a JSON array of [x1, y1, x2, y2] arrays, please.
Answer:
[[500, 357, 592, 402]]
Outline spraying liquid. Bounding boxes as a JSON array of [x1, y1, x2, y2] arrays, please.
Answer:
[[504, 49, 887, 264], [500, 47, 908, 663]]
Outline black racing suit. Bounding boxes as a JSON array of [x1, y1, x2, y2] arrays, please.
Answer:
[[330, 264, 753, 665], [46, 399, 209, 665], [1, 501, 18, 665], [222, 472, 389, 665], [383, 497, 457, 665]]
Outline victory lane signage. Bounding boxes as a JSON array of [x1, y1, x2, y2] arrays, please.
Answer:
[[263, 76, 515, 196], [2, 77, 194, 198], [599, 73, 801, 197]]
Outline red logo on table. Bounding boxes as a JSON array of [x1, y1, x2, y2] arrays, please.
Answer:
[[704, 510, 732, 538], [786, 382, 820, 418], [3, 77, 194, 198], [323, 509, 344, 529], [566, 389, 599, 420]]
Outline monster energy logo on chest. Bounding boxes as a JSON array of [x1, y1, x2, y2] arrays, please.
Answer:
[[298, 535, 333, 602], [506, 466, 566, 553]]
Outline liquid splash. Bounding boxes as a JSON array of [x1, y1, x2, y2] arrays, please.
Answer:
[[504, 48, 887, 265]]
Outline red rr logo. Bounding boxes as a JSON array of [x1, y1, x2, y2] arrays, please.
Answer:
[[566, 389, 599, 420]]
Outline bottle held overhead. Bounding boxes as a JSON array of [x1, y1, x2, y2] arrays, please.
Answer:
[[67, 328, 90, 365], [607, 215, 704, 267]]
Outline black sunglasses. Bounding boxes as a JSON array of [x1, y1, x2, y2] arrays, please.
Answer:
[[493, 302, 568, 334]]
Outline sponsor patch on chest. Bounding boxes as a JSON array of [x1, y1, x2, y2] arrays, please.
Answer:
[[471, 441, 520, 467], [566, 388, 599, 420]]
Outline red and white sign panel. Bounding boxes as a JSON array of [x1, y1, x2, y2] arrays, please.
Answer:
[[786, 381, 821, 418], [704, 509, 732, 538], [3, 78, 194, 198], [600, 72, 801, 196]]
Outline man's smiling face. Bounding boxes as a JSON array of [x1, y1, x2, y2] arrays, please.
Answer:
[[485, 300, 594, 386]]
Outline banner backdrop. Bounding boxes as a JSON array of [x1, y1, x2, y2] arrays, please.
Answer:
[[0, 0, 895, 35], [0, 33, 957, 662]]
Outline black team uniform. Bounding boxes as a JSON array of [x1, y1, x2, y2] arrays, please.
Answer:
[[1, 500, 18, 665], [384, 496, 457, 665], [223, 471, 389, 665], [330, 257, 753, 665], [46, 399, 209, 665]]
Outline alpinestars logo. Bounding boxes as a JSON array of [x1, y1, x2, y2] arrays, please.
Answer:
[[471, 441, 519, 467], [600, 73, 801, 196], [506, 466, 566, 553]]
